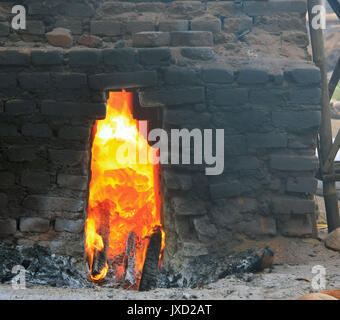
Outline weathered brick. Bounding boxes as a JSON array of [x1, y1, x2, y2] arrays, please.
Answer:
[[22, 123, 52, 138], [223, 15, 253, 35], [23, 20, 45, 35], [127, 21, 155, 34], [191, 17, 222, 33], [225, 135, 247, 155], [159, 20, 189, 32], [290, 88, 321, 104], [65, 3, 95, 17], [237, 215, 277, 236], [55, 219, 84, 233], [23, 195, 84, 212], [237, 68, 269, 84], [55, 73, 87, 89], [272, 197, 315, 215], [181, 47, 215, 60], [249, 89, 286, 106], [78, 34, 103, 48], [244, 1, 307, 16], [91, 21, 122, 36], [0, 172, 15, 186], [0, 22, 9, 36], [193, 216, 218, 240], [139, 87, 205, 107], [286, 177, 318, 194], [7, 147, 37, 162], [98, 2, 136, 15], [0, 49, 30, 66], [171, 197, 207, 216], [278, 215, 313, 236], [133, 32, 170, 48], [21, 170, 50, 187], [213, 88, 248, 106], [58, 126, 90, 141], [138, 48, 172, 65], [48, 149, 88, 167], [57, 174, 88, 191], [0, 125, 18, 136], [41, 101, 106, 119], [171, 31, 214, 47], [68, 49, 101, 66], [0, 193, 8, 208], [19, 217, 50, 233], [31, 49, 63, 65], [210, 181, 243, 199], [207, 2, 234, 17], [270, 155, 318, 171], [272, 111, 321, 132], [88, 72, 157, 90], [285, 66, 321, 85], [0, 73, 16, 88], [247, 133, 287, 148], [18, 73, 51, 89], [164, 67, 201, 85], [202, 66, 234, 83], [0, 219, 17, 235], [5, 100, 35, 115], [55, 18, 82, 35], [102, 48, 136, 67], [163, 170, 192, 190]]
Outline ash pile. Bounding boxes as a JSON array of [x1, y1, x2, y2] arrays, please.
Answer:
[[155, 248, 274, 289], [0, 243, 92, 288]]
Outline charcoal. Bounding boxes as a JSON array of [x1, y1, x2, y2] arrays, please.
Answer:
[[0, 243, 93, 288], [155, 249, 272, 288]]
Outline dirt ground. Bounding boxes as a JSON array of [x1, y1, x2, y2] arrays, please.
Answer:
[[0, 237, 339, 300]]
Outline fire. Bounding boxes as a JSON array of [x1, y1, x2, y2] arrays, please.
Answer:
[[85, 90, 164, 286]]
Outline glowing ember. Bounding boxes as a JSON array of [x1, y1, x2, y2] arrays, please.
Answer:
[[85, 90, 164, 285]]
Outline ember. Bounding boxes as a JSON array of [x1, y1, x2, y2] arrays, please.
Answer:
[[85, 91, 165, 288]]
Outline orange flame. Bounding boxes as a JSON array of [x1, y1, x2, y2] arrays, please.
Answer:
[[85, 90, 164, 284]]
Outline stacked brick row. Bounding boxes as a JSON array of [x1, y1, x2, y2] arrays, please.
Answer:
[[0, 1, 308, 49], [0, 46, 321, 262]]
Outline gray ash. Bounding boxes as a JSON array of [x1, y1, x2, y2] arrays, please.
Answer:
[[0, 243, 93, 288]]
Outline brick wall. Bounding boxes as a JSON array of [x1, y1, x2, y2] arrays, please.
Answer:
[[0, 0, 322, 272]]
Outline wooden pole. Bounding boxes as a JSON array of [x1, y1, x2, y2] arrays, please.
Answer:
[[308, 0, 340, 232]]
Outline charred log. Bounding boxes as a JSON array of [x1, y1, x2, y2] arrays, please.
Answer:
[[139, 229, 162, 291], [90, 202, 110, 278]]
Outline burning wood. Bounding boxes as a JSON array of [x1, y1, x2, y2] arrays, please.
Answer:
[[123, 231, 137, 289]]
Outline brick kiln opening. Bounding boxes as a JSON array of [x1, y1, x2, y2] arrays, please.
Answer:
[[85, 90, 165, 289]]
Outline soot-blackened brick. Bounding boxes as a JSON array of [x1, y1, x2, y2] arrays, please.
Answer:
[[23, 195, 84, 212], [0, 49, 30, 66], [88, 72, 157, 90], [5, 100, 35, 115], [22, 123, 52, 138], [138, 48, 172, 66], [270, 155, 318, 171], [102, 48, 137, 67], [68, 49, 101, 66], [202, 66, 234, 83], [41, 101, 106, 119], [139, 87, 205, 107], [237, 68, 269, 84], [19, 217, 50, 233], [18, 73, 51, 89], [55, 73, 87, 89], [0, 73, 17, 88], [31, 50, 63, 66], [54, 219, 84, 233], [21, 170, 50, 187]]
